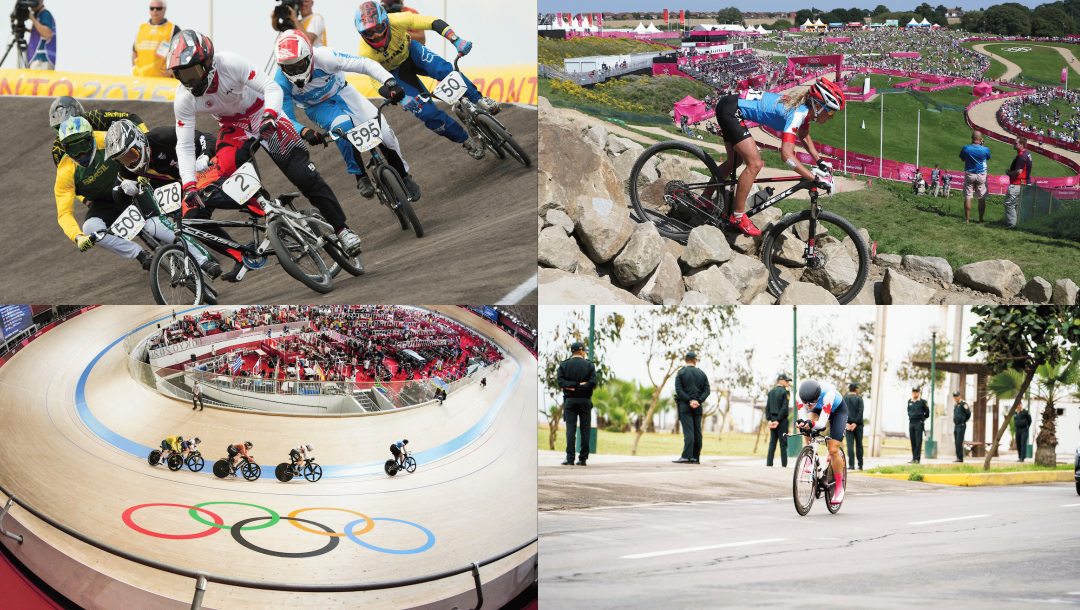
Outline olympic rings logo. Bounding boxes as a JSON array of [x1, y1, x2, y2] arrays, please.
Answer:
[[122, 503, 436, 557], [1001, 47, 1031, 53]]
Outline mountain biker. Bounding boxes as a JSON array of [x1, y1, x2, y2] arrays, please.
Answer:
[[49, 96, 148, 167], [104, 119, 222, 279], [354, 1, 499, 160], [158, 435, 184, 464], [711, 78, 844, 236], [227, 441, 254, 471], [273, 30, 420, 201], [55, 117, 179, 270], [794, 379, 847, 504], [167, 29, 365, 266], [290, 442, 314, 472], [389, 439, 408, 465]]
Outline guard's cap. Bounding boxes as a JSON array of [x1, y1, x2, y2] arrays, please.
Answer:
[[570, 341, 585, 352], [778, 373, 791, 381], [849, 382, 859, 389], [912, 386, 921, 392], [952, 390, 960, 396], [685, 351, 697, 360]]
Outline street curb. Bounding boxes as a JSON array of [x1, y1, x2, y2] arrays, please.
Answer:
[[857, 471, 1072, 485]]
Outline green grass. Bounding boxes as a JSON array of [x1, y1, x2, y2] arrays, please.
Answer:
[[539, 75, 715, 120], [983, 44, 1072, 88], [866, 463, 1073, 475], [538, 36, 676, 65]]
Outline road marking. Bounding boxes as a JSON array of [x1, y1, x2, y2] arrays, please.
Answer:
[[909, 514, 990, 525], [497, 273, 536, 304], [1062, 504, 1080, 507], [811, 537, 841, 540], [621, 538, 785, 559]]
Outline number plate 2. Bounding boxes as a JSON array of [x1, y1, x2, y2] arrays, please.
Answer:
[[154, 182, 182, 213], [433, 71, 467, 104], [221, 162, 262, 204], [109, 204, 146, 241], [344, 119, 383, 153]]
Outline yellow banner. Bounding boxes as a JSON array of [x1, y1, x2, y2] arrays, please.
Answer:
[[0, 63, 537, 105]]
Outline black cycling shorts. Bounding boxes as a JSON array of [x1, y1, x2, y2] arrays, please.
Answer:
[[227, 444, 238, 457], [823, 403, 848, 442], [290, 449, 301, 463], [715, 95, 752, 146], [390, 444, 401, 457]]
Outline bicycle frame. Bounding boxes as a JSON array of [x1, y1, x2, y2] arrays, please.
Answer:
[[330, 101, 409, 210]]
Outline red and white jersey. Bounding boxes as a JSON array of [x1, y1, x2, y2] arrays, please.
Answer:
[[174, 51, 284, 186]]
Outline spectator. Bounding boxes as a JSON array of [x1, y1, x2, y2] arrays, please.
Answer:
[[951, 391, 970, 463], [270, 0, 326, 47], [558, 341, 597, 467], [1014, 404, 1032, 462], [132, 1, 179, 77], [959, 132, 991, 222], [1004, 137, 1032, 228], [673, 351, 710, 465], [930, 164, 941, 197], [844, 383, 864, 471], [765, 373, 791, 468], [26, 1, 55, 70], [192, 379, 204, 411]]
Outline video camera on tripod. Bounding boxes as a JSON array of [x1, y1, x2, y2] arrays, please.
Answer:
[[3, 0, 38, 68], [271, 0, 303, 33]]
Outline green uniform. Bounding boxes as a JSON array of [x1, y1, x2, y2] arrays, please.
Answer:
[[55, 132, 126, 244], [952, 400, 971, 461], [51, 108, 146, 166], [765, 384, 790, 467], [844, 392, 865, 469], [908, 398, 929, 462], [1014, 408, 1032, 461], [675, 365, 710, 461], [557, 356, 597, 463]]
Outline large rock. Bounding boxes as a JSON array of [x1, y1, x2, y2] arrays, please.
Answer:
[[1052, 279, 1079, 305], [770, 231, 807, 268], [537, 169, 580, 223], [1021, 277, 1053, 303], [655, 155, 692, 183], [634, 253, 685, 305], [842, 228, 871, 261], [792, 219, 829, 241], [881, 268, 936, 305], [663, 239, 685, 263], [585, 124, 608, 149], [539, 119, 628, 226], [683, 265, 741, 304], [849, 279, 878, 305], [902, 255, 954, 285], [575, 194, 636, 264], [606, 134, 636, 155], [681, 225, 733, 268], [537, 226, 579, 272], [538, 96, 569, 129], [954, 260, 1026, 298], [543, 209, 575, 234], [937, 292, 994, 305], [777, 282, 840, 305], [680, 290, 710, 305], [539, 268, 650, 304], [875, 253, 902, 269], [719, 253, 769, 302], [608, 150, 638, 185], [801, 242, 858, 297], [748, 292, 777, 305], [575, 250, 598, 277], [612, 222, 665, 286]]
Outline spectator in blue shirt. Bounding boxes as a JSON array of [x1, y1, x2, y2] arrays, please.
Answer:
[[959, 132, 991, 222], [26, 1, 55, 70]]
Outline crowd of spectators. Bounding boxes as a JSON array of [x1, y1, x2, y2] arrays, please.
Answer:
[[999, 88, 1080, 145], [680, 55, 775, 92]]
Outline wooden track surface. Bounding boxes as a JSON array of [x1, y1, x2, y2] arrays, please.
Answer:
[[0, 306, 537, 609]]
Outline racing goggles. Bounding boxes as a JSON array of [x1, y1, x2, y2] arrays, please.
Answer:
[[115, 143, 146, 170], [175, 64, 208, 90], [362, 22, 389, 47], [63, 135, 95, 166], [280, 56, 311, 76]]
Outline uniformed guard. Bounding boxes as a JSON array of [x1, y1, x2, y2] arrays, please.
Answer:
[[557, 341, 597, 466], [673, 351, 710, 464], [907, 387, 929, 464], [951, 391, 971, 463], [1014, 404, 1032, 462], [844, 382, 865, 471], [765, 373, 791, 467]]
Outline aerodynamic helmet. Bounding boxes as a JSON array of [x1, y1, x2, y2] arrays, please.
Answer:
[[168, 30, 216, 97], [58, 117, 96, 168], [798, 380, 822, 405], [49, 96, 85, 131], [402, 439, 408, 445], [245, 441, 253, 448], [275, 30, 314, 88], [809, 77, 845, 113], [355, 1, 390, 50], [194, 437, 201, 444], [305, 443, 314, 451], [105, 119, 150, 173]]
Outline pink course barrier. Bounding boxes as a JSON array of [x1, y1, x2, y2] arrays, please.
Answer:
[[825, 37, 852, 43], [889, 52, 921, 58]]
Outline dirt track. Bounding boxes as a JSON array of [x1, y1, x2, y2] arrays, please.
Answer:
[[1, 97, 537, 304]]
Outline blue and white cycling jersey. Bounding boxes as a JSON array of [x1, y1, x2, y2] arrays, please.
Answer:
[[737, 91, 810, 143], [274, 46, 394, 122], [797, 381, 843, 430]]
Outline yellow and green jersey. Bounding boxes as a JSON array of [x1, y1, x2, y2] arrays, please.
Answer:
[[55, 132, 123, 242]]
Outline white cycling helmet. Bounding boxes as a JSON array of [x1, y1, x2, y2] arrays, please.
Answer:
[[305, 443, 314, 452], [275, 30, 314, 88]]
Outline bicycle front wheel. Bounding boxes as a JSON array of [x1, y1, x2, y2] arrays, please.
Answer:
[[150, 244, 204, 305], [267, 219, 333, 294], [304, 463, 323, 482], [628, 140, 722, 243], [793, 445, 816, 516], [760, 210, 869, 305], [380, 168, 423, 238], [405, 456, 417, 473]]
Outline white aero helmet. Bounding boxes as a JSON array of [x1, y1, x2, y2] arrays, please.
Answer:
[[275, 30, 314, 88], [305, 443, 314, 452]]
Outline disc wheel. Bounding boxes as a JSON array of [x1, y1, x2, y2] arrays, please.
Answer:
[[380, 168, 423, 238], [300, 208, 364, 277], [186, 453, 204, 472], [241, 462, 261, 481], [760, 209, 870, 305], [148, 449, 161, 467], [825, 448, 848, 514], [304, 462, 323, 482], [477, 114, 531, 167], [167, 453, 183, 471], [275, 463, 293, 482], [384, 459, 398, 477], [266, 219, 333, 293], [212, 459, 229, 479], [150, 244, 204, 305], [628, 140, 722, 243], [404, 456, 417, 473], [793, 446, 816, 516]]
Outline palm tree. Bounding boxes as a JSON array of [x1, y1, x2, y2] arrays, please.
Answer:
[[591, 378, 641, 433], [988, 360, 1078, 467]]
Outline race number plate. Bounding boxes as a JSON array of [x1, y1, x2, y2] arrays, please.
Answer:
[[109, 204, 146, 241], [344, 119, 383, 153], [221, 162, 262, 204], [433, 71, 467, 104], [154, 182, 182, 213]]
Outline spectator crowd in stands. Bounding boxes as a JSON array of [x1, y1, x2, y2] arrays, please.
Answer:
[[999, 88, 1080, 145]]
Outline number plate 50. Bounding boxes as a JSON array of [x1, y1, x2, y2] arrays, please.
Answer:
[[222, 162, 262, 204], [433, 71, 467, 104], [344, 119, 383, 153], [109, 204, 146, 241]]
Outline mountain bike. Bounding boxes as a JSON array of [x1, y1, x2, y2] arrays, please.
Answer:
[[628, 141, 870, 304], [784, 422, 847, 516]]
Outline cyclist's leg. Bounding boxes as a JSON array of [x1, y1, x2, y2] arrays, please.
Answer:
[[142, 216, 209, 265], [83, 202, 144, 259], [394, 61, 470, 144], [827, 405, 847, 500], [408, 41, 483, 105], [270, 147, 349, 233], [304, 97, 368, 179], [730, 137, 764, 215], [337, 85, 410, 176]]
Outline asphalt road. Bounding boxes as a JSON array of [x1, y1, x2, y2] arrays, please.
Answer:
[[3, 97, 537, 304], [540, 463, 1080, 608]]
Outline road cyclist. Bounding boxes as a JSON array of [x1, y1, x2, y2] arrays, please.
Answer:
[[794, 379, 847, 505]]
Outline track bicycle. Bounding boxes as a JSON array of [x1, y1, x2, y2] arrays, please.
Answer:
[[147, 448, 204, 472], [783, 421, 847, 516], [384, 452, 417, 477], [628, 141, 870, 304], [212, 454, 261, 481], [274, 457, 323, 482]]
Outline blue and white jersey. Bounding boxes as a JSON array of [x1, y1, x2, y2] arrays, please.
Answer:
[[797, 380, 843, 429], [275, 46, 395, 121], [737, 90, 810, 143]]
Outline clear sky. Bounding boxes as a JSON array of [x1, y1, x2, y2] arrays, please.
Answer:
[[539, 1, 1048, 14], [5, 0, 536, 75], [539, 305, 979, 434]]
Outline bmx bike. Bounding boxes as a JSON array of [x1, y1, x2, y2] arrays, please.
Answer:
[[275, 458, 323, 482], [212, 454, 261, 481], [147, 448, 205, 472], [783, 421, 847, 516], [384, 453, 417, 477]]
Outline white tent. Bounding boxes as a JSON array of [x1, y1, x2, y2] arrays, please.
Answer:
[[907, 18, 919, 26], [646, 22, 661, 33], [717, 24, 746, 31], [757, 25, 768, 33], [919, 17, 932, 26], [813, 18, 825, 25], [634, 22, 647, 33]]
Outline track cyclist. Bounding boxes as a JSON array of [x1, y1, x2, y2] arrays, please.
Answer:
[[55, 117, 185, 270], [794, 379, 847, 504], [104, 119, 222, 279], [354, 1, 499, 160], [49, 96, 147, 167], [711, 78, 845, 236], [273, 29, 420, 201], [167, 29, 364, 264], [227, 441, 254, 472], [157, 435, 184, 464], [290, 442, 314, 472], [389, 438, 408, 465], [179, 437, 201, 458]]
